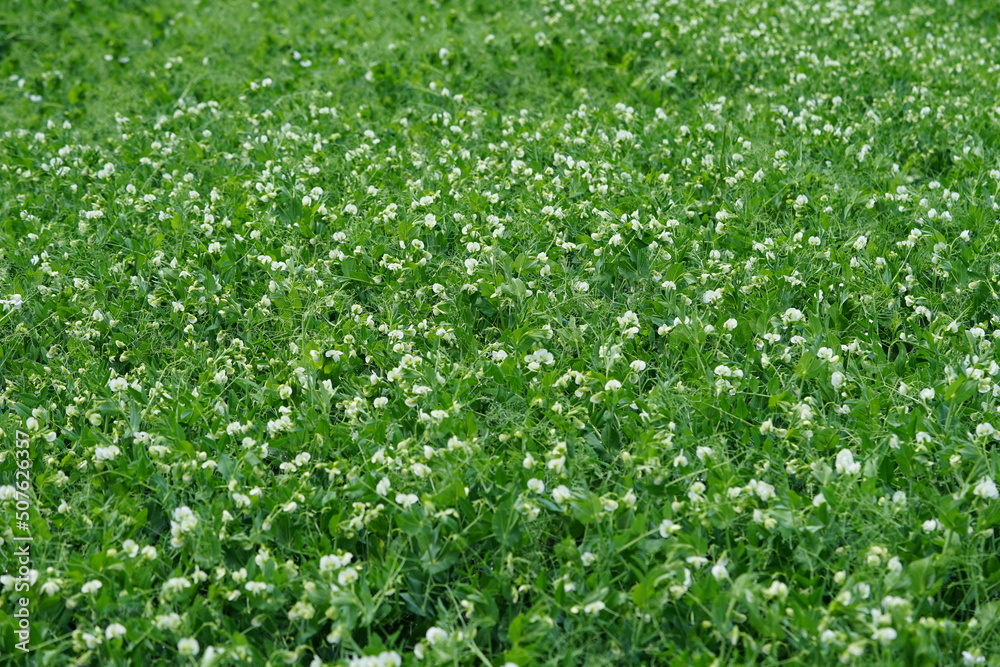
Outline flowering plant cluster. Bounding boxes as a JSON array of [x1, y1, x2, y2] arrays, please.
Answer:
[[1, 0, 1000, 665]]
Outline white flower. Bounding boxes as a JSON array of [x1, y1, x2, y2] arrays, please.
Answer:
[[604, 379, 622, 392], [975, 423, 996, 439], [523, 348, 554, 370], [963, 651, 987, 665], [711, 561, 729, 581], [750, 479, 776, 501], [724, 318, 738, 330], [348, 650, 403, 667], [781, 308, 804, 323], [320, 553, 351, 572], [108, 377, 129, 392], [702, 289, 723, 304], [762, 580, 788, 600], [288, 600, 316, 621], [376, 477, 391, 496], [171, 506, 199, 540], [629, 360, 647, 372], [831, 371, 846, 389], [41, 579, 61, 596], [659, 519, 680, 537], [583, 600, 606, 615], [105, 623, 127, 640], [178, 637, 200, 657], [122, 539, 139, 558], [616, 310, 639, 328], [395, 493, 419, 509], [973, 476, 999, 500], [154, 613, 182, 631], [1, 294, 23, 311], [871, 627, 896, 644], [163, 577, 192, 595], [94, 445, 121, 461], [337, 566, 359, 587], [81, 579, 103, 595], [425, 626, 448, 644], [527, 478, 545, 493], [548, 457, 566, 474], [835, 449, 861, 476], [552, 485, 571, 504], [245, 581, 267, 595]]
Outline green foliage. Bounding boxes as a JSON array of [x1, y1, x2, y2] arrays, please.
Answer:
[[0, 0, 1000, 665]]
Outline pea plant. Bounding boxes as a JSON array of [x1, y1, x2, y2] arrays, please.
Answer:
[[1, 0, 999, 664]]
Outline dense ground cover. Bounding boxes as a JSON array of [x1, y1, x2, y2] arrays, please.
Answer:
[[2, 0, 1000, 664]]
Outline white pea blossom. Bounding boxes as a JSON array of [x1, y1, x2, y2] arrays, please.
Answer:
[[552, 485, 571, 504], [177, 637, 200, 657], [831, 371, 846, 388], [81, 579, 103, 595], [659, 519, 681, 537], [871, 627, 896, 644], [975, 423, 996, 439], [425, 626, 448, 644], [973, 476, 999, 500], [105, 623, 127, 640], [835, 449, 861, 476]]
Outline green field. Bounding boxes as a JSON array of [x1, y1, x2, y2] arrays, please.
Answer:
[[2, 0, 1000, 664]]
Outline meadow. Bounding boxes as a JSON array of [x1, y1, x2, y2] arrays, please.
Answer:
[[1, 0, 1000, 664]]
